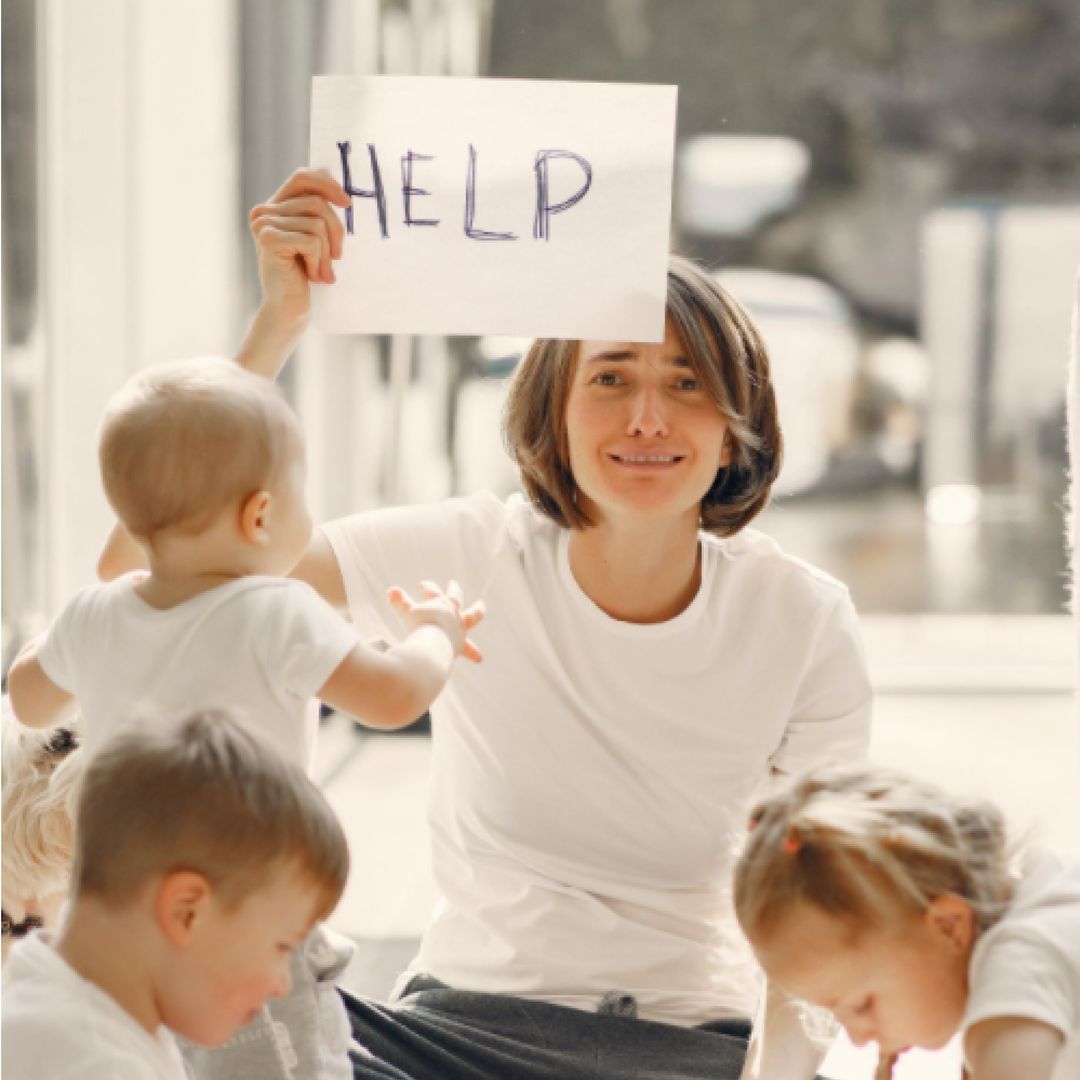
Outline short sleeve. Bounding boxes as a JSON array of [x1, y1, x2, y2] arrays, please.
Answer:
[[319, 491, 510, 642], [964, 927, 1080, 1040], [35, 588, 97, 694], [259, 581, 361, 700], [768, 591, 872, 774]]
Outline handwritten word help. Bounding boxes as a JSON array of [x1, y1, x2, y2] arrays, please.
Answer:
[[337, 141, 593, 242]]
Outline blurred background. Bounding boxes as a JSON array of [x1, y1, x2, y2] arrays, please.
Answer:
[[3, 3, 1078, 1075], [6, 0, 1080, 647]]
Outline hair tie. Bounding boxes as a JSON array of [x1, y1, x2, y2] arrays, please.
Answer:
[[781, 833, 801, 855]]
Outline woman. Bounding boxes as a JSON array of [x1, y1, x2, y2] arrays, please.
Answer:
[[241, 169, 872, 1080]]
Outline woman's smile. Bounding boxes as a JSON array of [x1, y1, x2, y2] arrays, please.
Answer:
[[606, 451, 685, 467]]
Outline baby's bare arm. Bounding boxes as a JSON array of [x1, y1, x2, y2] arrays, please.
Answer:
[[316, 580, 484, 730], [7, 639, 75, 730], [317, 633, 455, 731]]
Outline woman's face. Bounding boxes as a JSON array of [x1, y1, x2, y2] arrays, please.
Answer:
[[564, 322, 730, 528]]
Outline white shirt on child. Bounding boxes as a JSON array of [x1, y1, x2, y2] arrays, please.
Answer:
[[33, 575, 359, 1080], [36, 574, 357, 767], [963, 848, 1080, 1080], [2, 931, 189, 1080], [321, 491, 872, 1027]]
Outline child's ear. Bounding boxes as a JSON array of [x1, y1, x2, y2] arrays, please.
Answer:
[[155, 870, 213, 948], [240, 490, 273, 545], [924, 893, 975, 955]]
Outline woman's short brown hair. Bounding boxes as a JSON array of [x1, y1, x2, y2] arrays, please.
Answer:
[[503, 255, 783, 537]]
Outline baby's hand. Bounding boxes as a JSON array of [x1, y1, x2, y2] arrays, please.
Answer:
[[387, 579, 485, 664]]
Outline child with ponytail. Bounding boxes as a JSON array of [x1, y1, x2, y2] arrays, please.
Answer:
[[734, 763, 1080, 1079]]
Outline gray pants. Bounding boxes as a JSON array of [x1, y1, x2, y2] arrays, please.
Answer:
[[343, 976, 753, 1080]]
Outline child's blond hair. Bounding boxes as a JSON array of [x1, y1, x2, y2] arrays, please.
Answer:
[[72, 710, 349, 917], [734, 764, 1017, 1080], [99, 357, 303, 542], [734, 762, 1015, 940]]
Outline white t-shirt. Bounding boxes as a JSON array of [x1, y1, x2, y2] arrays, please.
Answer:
[[322, 491, 872, 1026], [36, 574, 357, 768], [2, 931, 189, 1080], [964, 849, 1080, 1080]]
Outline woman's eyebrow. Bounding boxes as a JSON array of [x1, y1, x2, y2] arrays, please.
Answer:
[[581, 349, 637, 363], [581, 350, 693, 366]]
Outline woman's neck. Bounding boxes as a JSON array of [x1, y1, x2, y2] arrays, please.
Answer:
[[566, 512, 702, 624]]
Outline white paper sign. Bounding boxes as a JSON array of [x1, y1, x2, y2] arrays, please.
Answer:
[[309, 76, 677, 341]]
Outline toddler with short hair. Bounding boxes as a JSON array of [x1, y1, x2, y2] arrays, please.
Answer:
[[9, 356, 483, 762], [734, 762, 1080, 1079], [2, 709, 351, 1079]]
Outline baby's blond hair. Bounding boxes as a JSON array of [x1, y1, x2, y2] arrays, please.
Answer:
[[99, 357, 302, 542], [734, 763, 1014, 942], [734, 763, 1016, 1080]]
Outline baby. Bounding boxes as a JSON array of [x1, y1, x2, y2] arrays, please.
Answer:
[[2, 709, 350, 1079], [8, 355, 483, 757], [734, 762, 1080, 1079]]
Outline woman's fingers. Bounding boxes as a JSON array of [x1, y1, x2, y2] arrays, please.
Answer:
[[255, 224, 325, 285], [251, 208, 334, 269], [269, 167, 350, 209], [253, 171, 350, 285], [247, 168, 350, 319], [251, 195, 345, 260], [252, 211, 337, 284]]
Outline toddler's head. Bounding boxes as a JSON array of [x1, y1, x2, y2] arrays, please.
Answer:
[[734, 763, 1014, 1072], [70, 710, 349, 1046], [100, 358, 310, 569]]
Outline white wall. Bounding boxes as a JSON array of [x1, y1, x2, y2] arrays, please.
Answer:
[[40, 0, 240, 608]]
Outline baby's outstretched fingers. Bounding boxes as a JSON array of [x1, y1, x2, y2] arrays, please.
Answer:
[[461, 636, 483, 664], [386, 585, 415, 611], [462, 601, 486, 631]]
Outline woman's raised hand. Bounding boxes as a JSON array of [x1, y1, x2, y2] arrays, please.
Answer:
[[248, 168, 351, 329], [238, 169, 351, 376]]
